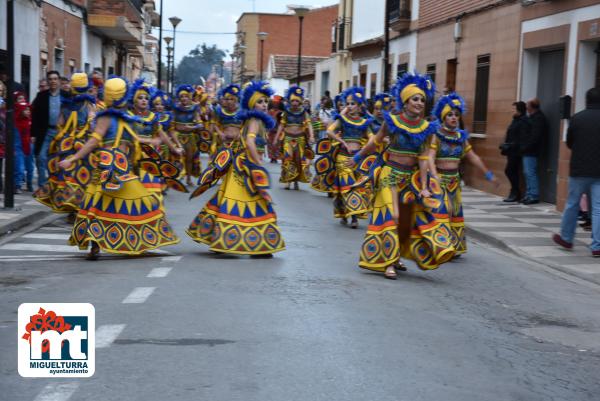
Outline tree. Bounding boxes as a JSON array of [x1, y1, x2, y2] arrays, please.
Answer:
[[174, 43, 227, 86]]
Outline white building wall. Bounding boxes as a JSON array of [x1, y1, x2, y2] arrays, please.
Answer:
[[351, 0, 384, 44], [351, 56, 383, 97], [389, 32, 417, 79], [81, 28, 103, 73], [268, 78, 289, 98], [314, 57, 338, 106], [0, 0, 41, 96]]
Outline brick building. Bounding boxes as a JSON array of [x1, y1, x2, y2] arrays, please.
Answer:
[[417, 0, 600, 210], [234, 5, 337, 83]]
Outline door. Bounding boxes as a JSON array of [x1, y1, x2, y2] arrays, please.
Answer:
[[536, 49, 564, 204]]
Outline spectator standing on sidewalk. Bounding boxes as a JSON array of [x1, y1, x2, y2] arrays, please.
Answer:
[[0, 83, 6, 193], [14, 92, 34, 192], [31, 70, 67, 187], [553, 87, 600, 257], [501, 101, 529, 202], [520, 98, 547, 204]]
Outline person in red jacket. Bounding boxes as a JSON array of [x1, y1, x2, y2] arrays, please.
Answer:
[[14, 91, 34, 192]]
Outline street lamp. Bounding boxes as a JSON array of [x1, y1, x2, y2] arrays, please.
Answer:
[[169, 16, 182, 95], [257, 31, 268, 80], [292, 6, 310, 85], [230, 51, 235, 84], [163, 36, 172, 93], [166, 46, 173, 94]]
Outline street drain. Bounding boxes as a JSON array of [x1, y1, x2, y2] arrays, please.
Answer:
[[114, 338, 235, 346]]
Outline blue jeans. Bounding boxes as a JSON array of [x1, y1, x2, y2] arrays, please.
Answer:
[[522, 156, 539, 200], [13, 128, 25, 188], [35, 130, 55, 187], [560, 176, 600, 252]]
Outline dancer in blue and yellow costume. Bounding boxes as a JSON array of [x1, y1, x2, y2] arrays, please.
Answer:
[[275, 85, 314, 190], [151, 89, 181, 160], [187, 80, 285, 256], [172, 84, 202, 185], [127, 79, 184, 204], [194, 86, 214, 156], [427, 92, 496, 256], [370, 93, 392, 134], [58, 77, 180, 260], [34, 72, 96, 214], [312, 87, 373, 229], [348, 72, 455, 279], [211, 84, 242, 152]]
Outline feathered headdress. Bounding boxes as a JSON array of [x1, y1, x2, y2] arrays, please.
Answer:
[[373, 92, 392, 110], [334, 94, 343, 107], [176, 84, 194, 99], [150, 88, 171, 109], [218, 84, 241, 100], [128, 78, 151, 105], [392, 71, 436, 109], [285, 85, 305, 102], [240, 80, 274, 110], [432, 92, 466, 121], [341, 86, 366, 105]]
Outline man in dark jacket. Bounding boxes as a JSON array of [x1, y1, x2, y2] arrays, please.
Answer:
[[553, 87, 600, 257], [520, 98, 548, 204], [501, 101, 529, 202], [31, 70, 66, 187]]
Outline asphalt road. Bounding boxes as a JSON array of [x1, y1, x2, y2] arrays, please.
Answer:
[[1, 162, 600, 401]]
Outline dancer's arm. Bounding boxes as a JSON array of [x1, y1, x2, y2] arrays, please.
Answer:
[[245, 119, 263, 165], [306, 112, 315, 144], [58, 116, 109, 169], [344, 122, 387, 167], [464, 141, 498, 185], [326, 120, 349, 150], [158, 125, 183, 155]]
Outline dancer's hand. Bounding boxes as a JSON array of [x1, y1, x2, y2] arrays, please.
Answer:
[[419, 189, 432, 198], [58, 158, 73, 170], [173, 146, 184, 155], [345, 158, 356, 168]]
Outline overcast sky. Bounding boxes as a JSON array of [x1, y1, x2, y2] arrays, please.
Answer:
[[153, 0, 338, 64]]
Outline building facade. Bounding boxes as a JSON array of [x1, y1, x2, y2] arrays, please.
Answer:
[[0, 0, 159, 98], [234, 5, 337, 84]]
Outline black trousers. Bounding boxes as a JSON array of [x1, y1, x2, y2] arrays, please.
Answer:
[[504, 154, 521, 196]]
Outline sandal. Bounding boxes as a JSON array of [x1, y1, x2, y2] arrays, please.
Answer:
[[384, 266, 397, 280], [293, 182, 299, 190], [395, 261, 407, 271], [340, 217, 348, 225], [86, 242, 100, 261], [350, 217, 358, 229], [284, 184, 291, 190]]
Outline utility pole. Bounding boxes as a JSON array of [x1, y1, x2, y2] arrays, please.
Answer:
[[383, 0, 391, 93], [4, 0, 15, 208], [157, 0, 163, 89]]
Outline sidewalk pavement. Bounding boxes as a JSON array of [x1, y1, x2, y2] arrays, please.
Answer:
[[0, 192, 58, 238], [462, 186, 599, 286], [0, 187, 597, 285]]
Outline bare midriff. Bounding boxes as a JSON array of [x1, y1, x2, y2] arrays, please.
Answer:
[[387, 150, 418, 167], [284, 125, 304, 136], [223, 126, 241, 141], [175, 122, 198, 132], [436, 159, 460, 170]]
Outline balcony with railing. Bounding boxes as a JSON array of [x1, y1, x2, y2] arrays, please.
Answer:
[[388, 0, 411, 32], [87, 0, 144, 43]]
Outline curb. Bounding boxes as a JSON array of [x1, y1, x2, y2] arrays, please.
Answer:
[[466, 225, 600, 287], [0, 210, 54, 237]]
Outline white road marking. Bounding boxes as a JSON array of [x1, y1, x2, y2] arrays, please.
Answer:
[[490, 232, 551, 238], [0, 254, 76, 259], [147, 267, 172, 278], [515, 218, 563, 224], [463, 214, 512, 219], [161, 255, 182, 263], [96, 324, 126, 348], [0, 213, 20, 219], [33, 382, 79, 401], [22, 233, 70, 240], [40, 226, 72, 231], [122, 287, 156, 304], [468, 222, 537, 228], [0, 243, 81, 253]]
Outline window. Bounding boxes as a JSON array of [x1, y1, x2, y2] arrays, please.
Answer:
[[370, 73, 377, 97], [69, 59, 76, 74], [84, 63, 91, 74], [321, 71, 330, 96], [397, 62, 408, 78], [339, 81, 343, 93], [360, 72, 367, 88], [21, 55, 31, 98], [331, 22, 337, 53], [54, 48, 64, 75], [426, 63, 436, 84], [473, 54, 491, 134], [596, 42, 600, 88], [108, 66, 115, 75], [446, 58, 457, 93], [352, 75, 358, 86]]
